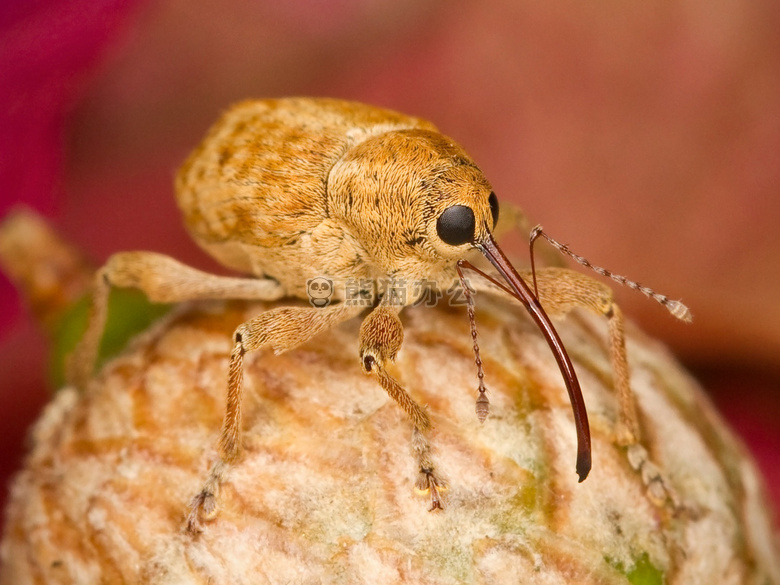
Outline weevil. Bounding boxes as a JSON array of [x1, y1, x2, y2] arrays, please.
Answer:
[[66, 97, 691, 532]]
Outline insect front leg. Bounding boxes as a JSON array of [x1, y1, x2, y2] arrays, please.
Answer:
[[186, 301, 364, 532], [358, 304, 446, 510], [526, 267, 678, 506], [66, 251, 286, 388], [528, 268, 637, 444]]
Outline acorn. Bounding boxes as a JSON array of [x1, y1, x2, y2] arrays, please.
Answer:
[[1, 211, 778, 584]]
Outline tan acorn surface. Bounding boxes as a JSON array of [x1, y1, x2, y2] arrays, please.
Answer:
[[1, 289, 778, 584]]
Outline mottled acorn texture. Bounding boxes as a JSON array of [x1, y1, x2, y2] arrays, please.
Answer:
[[1, 296, 779, 583]]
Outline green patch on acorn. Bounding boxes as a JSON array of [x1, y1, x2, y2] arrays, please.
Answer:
[[610, 553, 664, 585], [50, 288, 172, 388]]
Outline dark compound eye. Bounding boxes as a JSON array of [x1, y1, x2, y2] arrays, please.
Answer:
[[489, 191, 499, 230], [436, 205, 476, 246]]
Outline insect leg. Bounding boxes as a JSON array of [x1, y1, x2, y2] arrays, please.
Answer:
[[358, 304, 446, 510], [524, 267, 679, 506], [523, 267, 639, 445], [187, 302, 364, 532], [66, 251, 286, 388]]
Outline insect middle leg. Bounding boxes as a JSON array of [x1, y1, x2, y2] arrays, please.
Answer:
[[187, 301, 365, 532], [359, 304, 446, 510]]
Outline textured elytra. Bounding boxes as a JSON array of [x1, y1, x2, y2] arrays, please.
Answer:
[[1, 298, 778, 584]]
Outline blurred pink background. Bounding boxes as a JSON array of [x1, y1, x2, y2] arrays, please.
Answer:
[[1, 0, 779, 523]]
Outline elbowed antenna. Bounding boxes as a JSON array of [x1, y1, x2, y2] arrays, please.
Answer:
[[473, 233, 592, 482], [529, 225, 693, 323]]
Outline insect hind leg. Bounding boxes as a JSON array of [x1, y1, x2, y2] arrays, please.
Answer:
[[66, 251, 287, 389]]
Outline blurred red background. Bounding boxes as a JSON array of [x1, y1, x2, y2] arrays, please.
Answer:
[[1, 0, 778, 524]]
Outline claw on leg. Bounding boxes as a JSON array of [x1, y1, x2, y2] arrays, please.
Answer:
[[411, 426, 447, 510], [185, 459, 229, 533], [626, 444, 680, 509], [415, 468, 447, 511]]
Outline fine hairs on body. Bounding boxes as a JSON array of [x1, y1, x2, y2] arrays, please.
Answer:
[[66, 97, 691, 532]]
